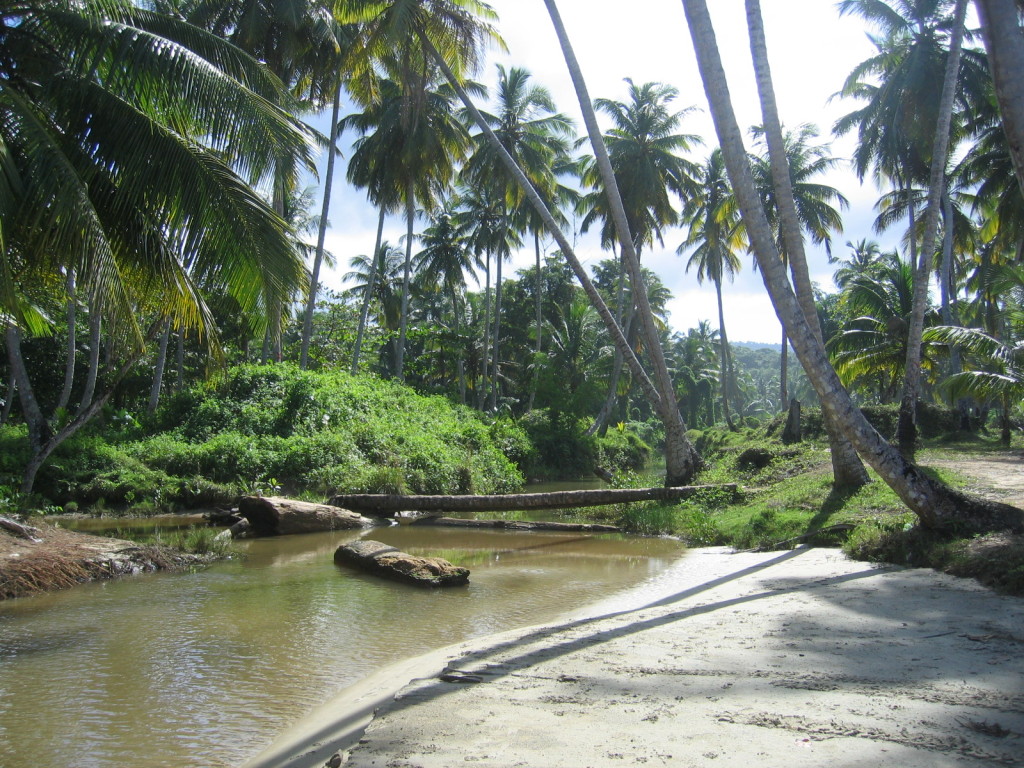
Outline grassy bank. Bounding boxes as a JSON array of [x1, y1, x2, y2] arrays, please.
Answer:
[[593, 415, 1024, 596]]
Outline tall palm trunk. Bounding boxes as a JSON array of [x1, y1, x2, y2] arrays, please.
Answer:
[[489, 246, 504, 411], [452, 290, 466, 403], [540, 0, 699, 484], [57, 269, 77, 412], [419, 30, 687, 480], [397, 187, 415, 380], [975, 0, 1024, 198], [527, 230, 543, 411], [269, 159, 288, 364], [6, 324, 51, 458], [301, 81, 343, 370], [0, 371, 14, 426], [714, 276, 736, 431], [779, 324, 788, 406], [682, 0, 1021, 533], [352, 207, 387, 375], [79, 294, 102, 411], [588, 246, 628, 437], [745, 0, 868, 486], [898, 0, 969, 457], [174, 330, 185, 393], [478, 249, 492, 410], [148, 320, 171, 414]]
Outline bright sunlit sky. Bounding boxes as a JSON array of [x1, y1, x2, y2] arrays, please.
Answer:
[[307, 0, 942, 344]]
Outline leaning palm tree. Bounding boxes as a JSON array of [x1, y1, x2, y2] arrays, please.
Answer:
[[681, 0, 1022, 532], [416, 0, 702, 483], [578, 77, 702, 437], [749, 123, 848, 408], [680, 148, 744, 431], [2, 0, 313, 492]]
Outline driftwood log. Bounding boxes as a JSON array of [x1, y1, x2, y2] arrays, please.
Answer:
[[237, 496, 378, 536], [0, 515, 41, 541], [329, 484, 737, 515], [420, 518, 621, 533], [334, 539, 469, 587]]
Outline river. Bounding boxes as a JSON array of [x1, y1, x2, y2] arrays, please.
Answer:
[[0, 521, 684, 767]]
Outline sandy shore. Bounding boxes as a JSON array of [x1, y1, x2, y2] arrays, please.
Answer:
[[245, 546, 1024, 768]]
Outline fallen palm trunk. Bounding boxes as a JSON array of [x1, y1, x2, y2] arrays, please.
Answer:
[[328, 484, 737, 515], [238, 496, 378, 536], [334, 539, 469, 587], [419, 517, 621, 533]]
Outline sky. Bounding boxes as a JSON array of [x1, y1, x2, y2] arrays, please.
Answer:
[[309, 0, 906, 344]]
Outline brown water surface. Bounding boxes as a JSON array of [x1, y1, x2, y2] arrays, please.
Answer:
[[0, 525, 683, 767]]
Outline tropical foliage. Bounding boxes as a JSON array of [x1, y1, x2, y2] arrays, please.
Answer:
[[3, 0, 1024, 535]]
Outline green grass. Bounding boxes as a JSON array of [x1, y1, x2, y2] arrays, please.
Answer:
[[605, 424, 1024, 595]]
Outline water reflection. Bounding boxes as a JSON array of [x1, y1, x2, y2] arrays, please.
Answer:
[[0, 526, 682, 768]]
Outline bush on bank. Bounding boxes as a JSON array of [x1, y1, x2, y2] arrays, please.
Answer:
[[4, 365, 533, 512]]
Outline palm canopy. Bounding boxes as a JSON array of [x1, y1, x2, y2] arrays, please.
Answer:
[[579, 79, 702, 252], [832, 0, 989, 186], [342, 74, 478, 213], [176, 0, 349, 106], [340, 0, 502, 89], [749, 123, 847, 260], [679, 148, 744, 285], [461, 64, 577, 220], [0, 0, 315, 344], [828, 251, 941, 399]]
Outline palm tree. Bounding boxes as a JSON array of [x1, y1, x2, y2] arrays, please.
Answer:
[[745, 0, 871, 487], [460, 64, 575, 410], [182, 0, 346, 362], [426, 0, 701, 483], [829, 252, 937, 401], [341, 74, 475, 379], [926, 324, 1024, 444], [537, 293, 612, 418], [453, 185, 522, 409], [834, 239, 884, 289], [680, 148, 744, 431], [749, 123, 848, 407], [461, 64, 577, 410], [969, 0, 1024, 198], [415, 206, 476, 401], [577, 78, 700, 436], [2, 0, 312, 492], [580, 79, 702, 252], [681, 0, 1022, 533], [345, 241, 405, 372]]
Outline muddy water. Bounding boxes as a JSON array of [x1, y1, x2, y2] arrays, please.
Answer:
[[0, 525, 683, 768]]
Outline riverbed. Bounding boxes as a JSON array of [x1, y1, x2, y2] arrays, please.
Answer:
[[0, 523, 684, 767]]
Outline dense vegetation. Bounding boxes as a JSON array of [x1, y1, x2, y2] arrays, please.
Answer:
[[3, 0, 1024, 551]]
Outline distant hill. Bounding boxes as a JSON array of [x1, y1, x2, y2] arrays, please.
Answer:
[[732, 341, 782, 351]]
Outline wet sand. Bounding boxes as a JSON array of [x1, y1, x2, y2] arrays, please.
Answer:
[[245, 546, 1024, 768]]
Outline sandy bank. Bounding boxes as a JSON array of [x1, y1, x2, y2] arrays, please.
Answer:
[[246, 546, 1024, 768]]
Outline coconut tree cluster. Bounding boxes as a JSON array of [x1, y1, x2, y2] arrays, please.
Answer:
[[3, 0, 1024, 535]]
